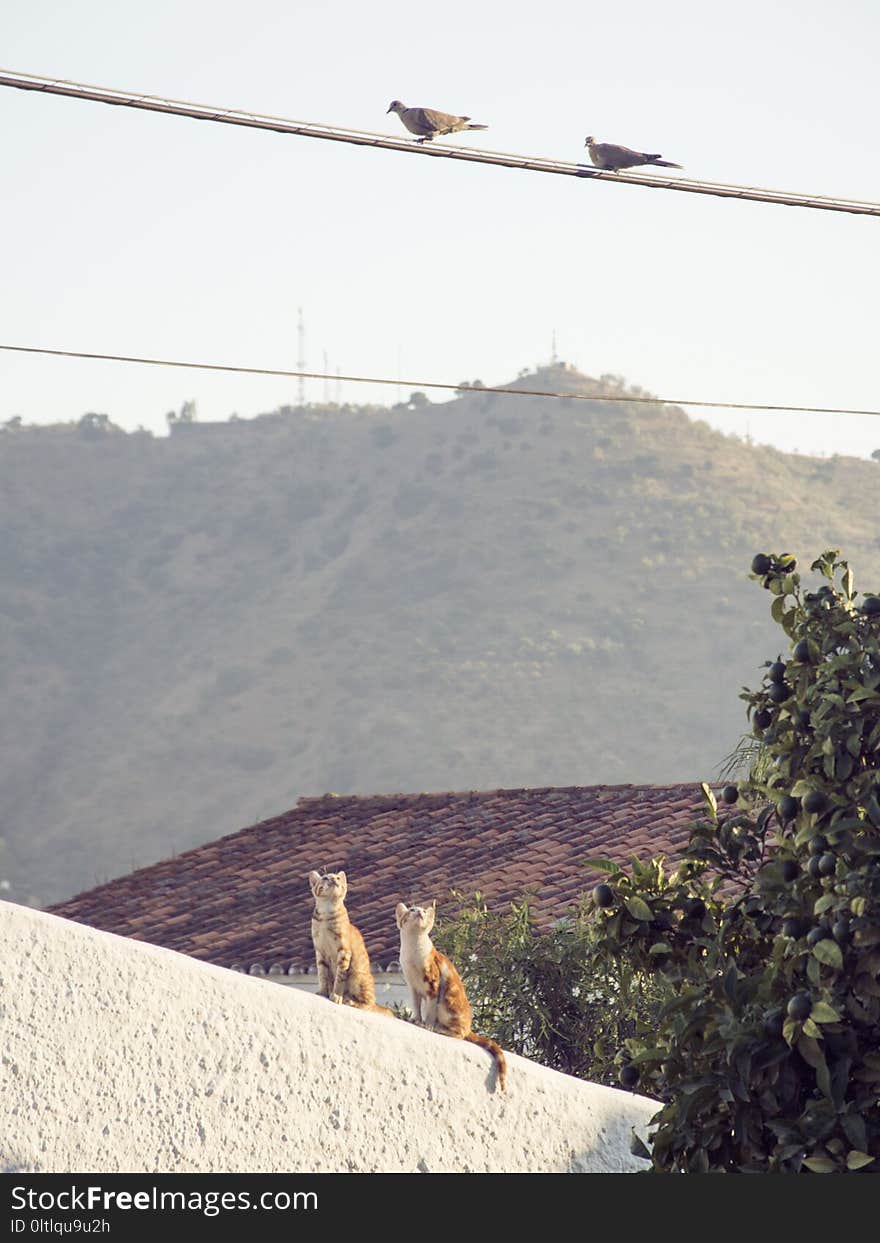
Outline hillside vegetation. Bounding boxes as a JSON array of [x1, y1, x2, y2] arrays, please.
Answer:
[[2, 363, 877, 905]]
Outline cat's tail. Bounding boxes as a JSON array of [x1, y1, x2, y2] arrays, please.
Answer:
[[465, 1032, 507, 1091]]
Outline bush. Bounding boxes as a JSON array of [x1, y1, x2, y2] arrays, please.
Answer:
[[438, 886, 672, 1085]]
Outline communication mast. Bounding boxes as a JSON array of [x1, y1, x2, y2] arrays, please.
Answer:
[[297, 307, 306, 407]]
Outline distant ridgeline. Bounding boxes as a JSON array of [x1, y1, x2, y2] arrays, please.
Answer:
[[1, 363, 878, 906]]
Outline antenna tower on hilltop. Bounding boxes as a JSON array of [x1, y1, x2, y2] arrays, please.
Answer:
[[297, 307, 306, 406]]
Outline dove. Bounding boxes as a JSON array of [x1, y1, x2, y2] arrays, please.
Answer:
[[387, 100, 488, 143], [584, 137, 683, 173]]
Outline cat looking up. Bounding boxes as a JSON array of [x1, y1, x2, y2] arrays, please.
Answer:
[[396, 900, 507, 1091], [309, 870, 390, 1014]]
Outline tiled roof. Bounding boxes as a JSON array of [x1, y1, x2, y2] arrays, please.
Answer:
[[47, 784, 712, 972]]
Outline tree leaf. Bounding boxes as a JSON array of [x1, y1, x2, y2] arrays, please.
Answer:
[[700, 782, 717, 819], [846, 1151, 875, 1171], [809, 1001, 840, 1024], [582, 857, 621, 874], [796, 1034, 825, 1068], [812, 940, 843, 970], [802, 1156, 836, 1173], [630, 1129, 652, 1160], [624, 895, 654, 921]]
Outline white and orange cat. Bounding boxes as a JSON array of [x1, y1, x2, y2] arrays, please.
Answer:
[[309, 870, 391, 1014], [396, 900, 507, 1091]]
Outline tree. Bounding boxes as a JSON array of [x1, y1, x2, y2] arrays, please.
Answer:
[[77, 412, 111, 439], [590, 550, 880, 1172]]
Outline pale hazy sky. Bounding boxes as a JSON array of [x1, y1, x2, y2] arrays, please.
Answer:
[[2, 0, 879, 457]]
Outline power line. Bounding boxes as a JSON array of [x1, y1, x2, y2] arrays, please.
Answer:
[[3, 343, 879, 420], [2, 68, 879, 218]]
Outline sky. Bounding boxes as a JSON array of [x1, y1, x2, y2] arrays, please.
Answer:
[[1, 0, 879, 458]]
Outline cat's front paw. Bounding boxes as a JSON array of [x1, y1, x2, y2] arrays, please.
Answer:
[[330, 992, 344, 1005]]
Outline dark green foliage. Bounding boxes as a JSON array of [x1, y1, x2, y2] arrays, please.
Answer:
[[587, 550, 880, 1172]]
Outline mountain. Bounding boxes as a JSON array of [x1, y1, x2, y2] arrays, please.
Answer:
[[2, 362, 877, 905]]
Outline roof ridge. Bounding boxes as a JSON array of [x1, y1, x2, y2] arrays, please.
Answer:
[[293, 781, 713, 813]]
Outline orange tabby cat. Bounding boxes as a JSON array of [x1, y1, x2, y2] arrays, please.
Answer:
[[396, 900, 507, 1091], [309, 870, 391, 1014]]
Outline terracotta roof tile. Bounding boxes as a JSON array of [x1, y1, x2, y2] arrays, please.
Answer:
[[48, 783, 714, 971]]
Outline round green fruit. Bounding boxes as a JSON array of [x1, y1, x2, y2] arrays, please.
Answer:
[[619, 1064, 639, 1088], [778, 796, 799, 823], [754, 708, 773, 730], [592, 883, 614, 908], [722, 785, 739, 805], [787, 993, 813, 1022], [818, 852, 836, 876], [803, 790, 828, 815], [769, 660, 787, 684], [780, 859, 799, 882], [751, 554, 772, 575], [808, 835, 828, 856], [832, 918, 851, 943], [768, 682, 789, 703], [782, 916, 805, 939], [806, 927, 827, 948], [793, 640, 811, 663], [862, 596, 880, 617], [684, 899, 706, 920], [807, 856, 823, 879]]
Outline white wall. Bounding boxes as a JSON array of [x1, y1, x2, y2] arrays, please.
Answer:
[[0, 901, 657, 1173]]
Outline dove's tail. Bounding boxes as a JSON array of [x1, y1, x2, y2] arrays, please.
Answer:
[[465, 123, 489, 131], [648, 157, 683, 169]]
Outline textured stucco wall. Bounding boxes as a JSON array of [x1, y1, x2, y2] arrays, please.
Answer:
[[0, 901, 657, 1173]]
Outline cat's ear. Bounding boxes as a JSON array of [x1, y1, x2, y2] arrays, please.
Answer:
[[395, 903, 408, 929], [308, 870, 321, 893], [337, 871, 347, 893], [425, 901, 436, 932]]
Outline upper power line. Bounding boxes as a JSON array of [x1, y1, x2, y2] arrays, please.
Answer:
[[2, 69, 879, 218], [3, 344, 880, 420]]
